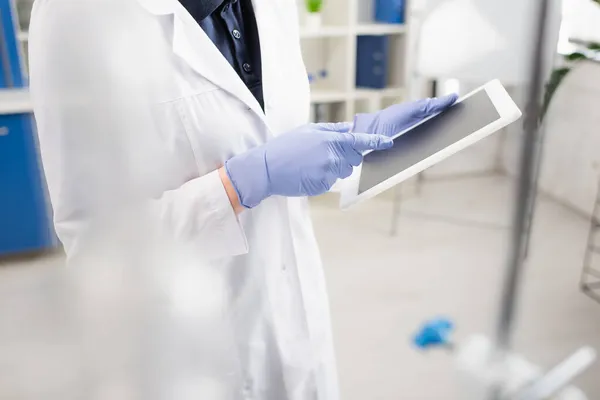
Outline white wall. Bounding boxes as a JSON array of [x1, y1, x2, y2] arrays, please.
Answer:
[[530, 61, 600, 216], [413, 0, 562, 84], [562, 0, 600, 44], [408, 0, 562, 179]]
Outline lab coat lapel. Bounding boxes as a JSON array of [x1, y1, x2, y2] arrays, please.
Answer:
[[171, 4, 266, 120], [136, 0, 266, 121]]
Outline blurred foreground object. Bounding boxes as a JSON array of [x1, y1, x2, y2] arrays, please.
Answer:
[[412, 320, 596, 399], [0, 227, 238, 400]]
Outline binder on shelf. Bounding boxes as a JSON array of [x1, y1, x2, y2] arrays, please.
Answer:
[[374, 0, 405, 25], [0, 0, 55, 256], [356, 35, 390, 90]]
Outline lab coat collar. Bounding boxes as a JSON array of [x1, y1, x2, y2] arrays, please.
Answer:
[[135, 0, 177, 15], [178, 0, 225, 21], [135, 0, 267, 124]]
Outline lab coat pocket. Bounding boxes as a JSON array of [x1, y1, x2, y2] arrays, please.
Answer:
[[176, 89, 268, 176]]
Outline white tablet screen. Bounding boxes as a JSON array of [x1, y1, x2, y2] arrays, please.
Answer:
[[358, 89, 501, 194]]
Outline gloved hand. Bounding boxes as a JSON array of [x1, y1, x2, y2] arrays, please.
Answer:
[[225, 123, 393, 208], [353, 94, 459, 137]]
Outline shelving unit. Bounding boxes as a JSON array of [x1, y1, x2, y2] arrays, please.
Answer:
[[355, 23, 406, 35], [13, 0, 31, 82], [300, 26, 348, 39], [17, 30, 27, 41], [301, 23, 406, 39], [297, 0, 409, 122]]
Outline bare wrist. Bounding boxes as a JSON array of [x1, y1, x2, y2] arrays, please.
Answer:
[[219, 167, 245, 215]]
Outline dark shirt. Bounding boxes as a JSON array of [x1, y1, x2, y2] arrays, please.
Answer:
[[178, 0, 264, 110]]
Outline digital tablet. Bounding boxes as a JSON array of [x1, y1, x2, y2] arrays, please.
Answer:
[[339, 79, 522, 209]]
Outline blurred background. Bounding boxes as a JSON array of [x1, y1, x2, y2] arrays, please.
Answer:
[[2, 0, 600, 398]]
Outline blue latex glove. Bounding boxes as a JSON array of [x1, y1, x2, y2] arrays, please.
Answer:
[[353, 94, 459, 137], [413, 318, 454, 350], [225, 123, 393, 208]]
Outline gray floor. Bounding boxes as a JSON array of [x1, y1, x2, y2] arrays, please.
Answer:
[[2, 174, 600, 399], [312, 174, 600, 399]]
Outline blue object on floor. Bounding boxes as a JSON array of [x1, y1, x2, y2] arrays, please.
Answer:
[[413, 318, 455, 349], [375, 0, 405, 24], [356, 35, 390, 89]]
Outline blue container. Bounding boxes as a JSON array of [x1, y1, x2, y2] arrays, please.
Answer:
[[356, 35, 390, 89], [0, 0, 55, 255], [0, 113, 54, 255], [375, 0, 405, 24]]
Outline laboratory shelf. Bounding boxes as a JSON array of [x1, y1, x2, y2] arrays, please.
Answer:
[[298, 0, 409, 121], [355, 86, 405, 99], [310, 87, 406, 104], [300, 24, 406, 39], [0, 88, 32, 114], [310, 90, 349, 103], [379, 86, 407, 98], [300, 26, 348, 39], [355, 23, 406, 36]]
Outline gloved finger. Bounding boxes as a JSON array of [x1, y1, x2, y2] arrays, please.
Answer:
[[315, 122, 353, 133], [339, 163, 353, 179], [347, 149, 363, 167], [327, 175, 340, 189], [422, 93, 459, 115], [339, 141, 363, 166], [344, 132, 393, 152], [320, 176, 337, 192]]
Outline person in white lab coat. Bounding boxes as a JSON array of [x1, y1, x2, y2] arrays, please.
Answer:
[[28, 0, 456, 398]]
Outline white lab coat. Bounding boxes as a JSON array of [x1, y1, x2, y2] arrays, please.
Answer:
[[29, 0, 338, 399]]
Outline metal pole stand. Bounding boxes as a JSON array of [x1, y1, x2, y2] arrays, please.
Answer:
[[580, 177, 600, 302]]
